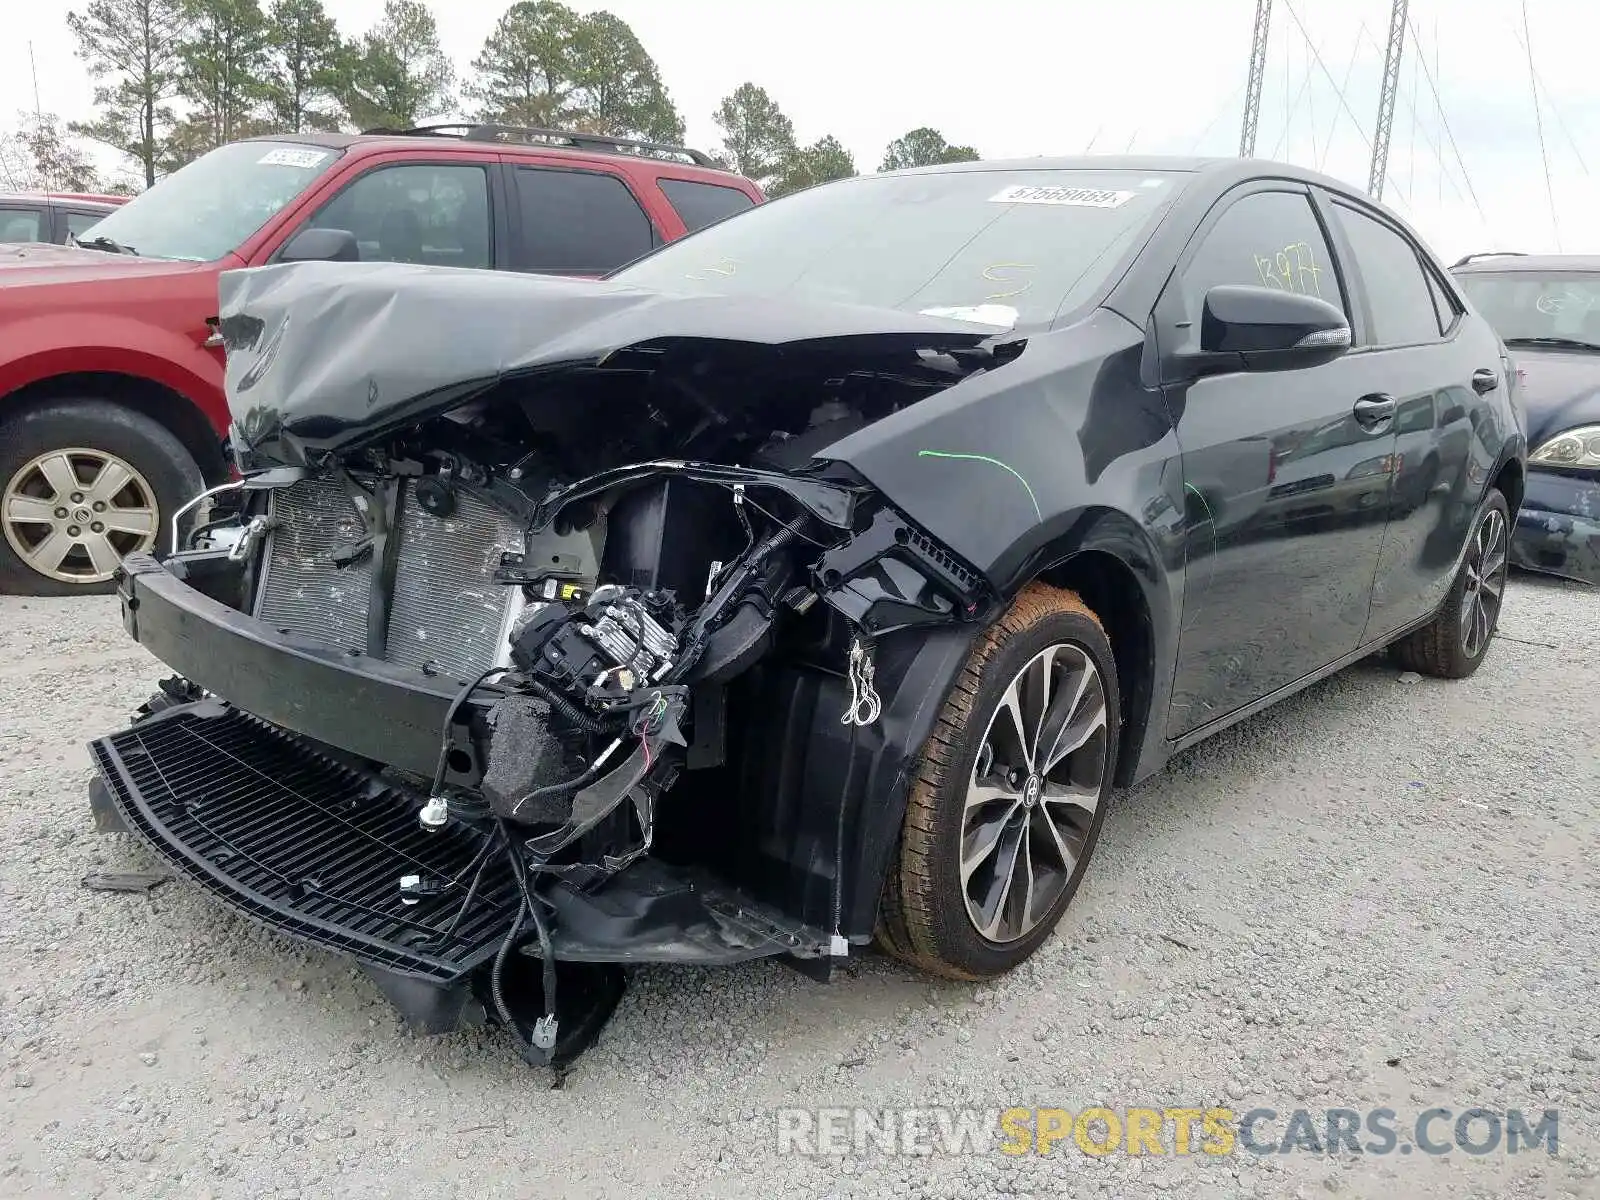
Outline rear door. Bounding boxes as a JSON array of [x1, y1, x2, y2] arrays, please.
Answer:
[[1161, 183, 1396, 735], [1320, 195, 1496, 640], [505, 163, 660, 276]]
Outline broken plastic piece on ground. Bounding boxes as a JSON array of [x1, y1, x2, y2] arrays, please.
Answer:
[[82, 870, 171, 893]]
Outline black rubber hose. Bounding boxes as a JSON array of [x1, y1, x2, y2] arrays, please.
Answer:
[[437, 831, 499, 945], [514, 752, 614, 819], [520, 677, 613, 736], [489, 888, 528, 1032], [430, 666, 511, 797]]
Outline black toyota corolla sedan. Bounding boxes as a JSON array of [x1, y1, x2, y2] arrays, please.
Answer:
[[89, 156, 1526, 1068]]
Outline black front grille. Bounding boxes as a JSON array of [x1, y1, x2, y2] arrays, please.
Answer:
[[90, 705, 514, 982]]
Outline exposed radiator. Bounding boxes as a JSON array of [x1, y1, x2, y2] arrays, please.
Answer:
[[255, 475, 526, 681]]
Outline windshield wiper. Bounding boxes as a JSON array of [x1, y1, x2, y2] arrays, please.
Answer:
[[1504, 336, 1600, 353], [73, 234, 138, 256]]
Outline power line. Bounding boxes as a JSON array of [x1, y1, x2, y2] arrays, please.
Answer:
[[1506, 20, 1588, 176], [1279, 0, 1415, 207], [1406, 23, 1419, 195], [1187, 83, 1247, 155], [1359, 26, 1470, 209], [1405, 13, 1487, 226], [1317, 21, 1366, 172], [1278, 0, 1372, 155], [1520, 0, 1560, 249], [1306, 26, 1320, 168], [1269, 25, 1329, 159]]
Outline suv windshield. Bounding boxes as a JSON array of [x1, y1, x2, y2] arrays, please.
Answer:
[[613, 168, 1181, 329], [1456, 271, 1600, 349], [81, 141, 343, 262]]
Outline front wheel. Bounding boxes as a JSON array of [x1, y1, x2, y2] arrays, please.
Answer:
[[877, 582, 1119, 980], [1390, 488, 1510, 679], [0, 399, 204, 596]]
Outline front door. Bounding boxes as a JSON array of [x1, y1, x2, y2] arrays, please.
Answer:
[[1159, 185, 1395, 737]]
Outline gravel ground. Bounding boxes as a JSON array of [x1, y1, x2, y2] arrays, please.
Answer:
[[1, 575, 1596, 1200]]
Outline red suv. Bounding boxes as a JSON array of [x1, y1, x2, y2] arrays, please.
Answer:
[[0, 123, 763, 594]]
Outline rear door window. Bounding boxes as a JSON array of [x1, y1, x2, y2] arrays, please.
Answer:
[[1330, 203, 1442, 346], [0, 207, 45, 243], [658, 178, 756, 234], [301, 162, 491, 268], [511, 167, 656, 274]]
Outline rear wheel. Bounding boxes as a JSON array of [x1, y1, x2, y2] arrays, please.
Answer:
[[877, 582, 1119, 980], [1391, 488, 1509, 679], [0, 399, 203, 596]]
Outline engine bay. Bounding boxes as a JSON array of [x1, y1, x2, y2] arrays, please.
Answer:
[[136, 335, 1004, 1069]]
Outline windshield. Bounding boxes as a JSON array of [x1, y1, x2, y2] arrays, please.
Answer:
[[1456, 271, 1600, 348], [612, 168, 1182, 329], [82, 141, 343, 262]]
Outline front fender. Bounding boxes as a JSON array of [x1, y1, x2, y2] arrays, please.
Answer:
[[0, 313, 225, 429]]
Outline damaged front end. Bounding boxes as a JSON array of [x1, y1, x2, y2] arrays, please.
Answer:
[[89, 262, 1012, 1068]]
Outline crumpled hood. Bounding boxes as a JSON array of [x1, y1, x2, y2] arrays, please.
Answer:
[[218, 260, 1001, 466], [0, 241, 207, 287], [1511, 348, 1600, 448]]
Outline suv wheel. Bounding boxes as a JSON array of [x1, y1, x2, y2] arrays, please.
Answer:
[[1390, 488, 1510, 679], [0, 400, 204, 596], [877, 582, 1119, 980]]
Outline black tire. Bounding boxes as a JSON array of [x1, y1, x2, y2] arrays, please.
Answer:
[[1390, 488, 1510, 680], [876, 582, 1120, 980], [0, 399, 204, 596]]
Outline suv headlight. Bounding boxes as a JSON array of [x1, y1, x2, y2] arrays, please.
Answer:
[[1529, 424, 1600, 469]]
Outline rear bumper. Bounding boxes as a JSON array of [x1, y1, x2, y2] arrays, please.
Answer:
[[1511, 470, 1600, 585], [115, 552, 470, 779]]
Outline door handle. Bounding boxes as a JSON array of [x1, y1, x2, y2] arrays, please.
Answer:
[[1472, 367, 1499, 394], [1353, 394, 1396, 429]]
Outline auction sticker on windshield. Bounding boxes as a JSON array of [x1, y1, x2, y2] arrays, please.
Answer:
[[988, 184, 1136, 208], [258, 148, 330, 169]]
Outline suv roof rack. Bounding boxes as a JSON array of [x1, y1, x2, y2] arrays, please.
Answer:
[[362, 121, 722, 169], [1451, 251, 1527, 268]]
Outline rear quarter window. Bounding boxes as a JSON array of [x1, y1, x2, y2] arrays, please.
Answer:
[[512, 167, 656, 274], [658, 178, 757, 234]]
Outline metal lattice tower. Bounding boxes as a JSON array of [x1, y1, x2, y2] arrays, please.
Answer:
[[1368, 0, 1409, 196], [1239, 0, 1273, 156]]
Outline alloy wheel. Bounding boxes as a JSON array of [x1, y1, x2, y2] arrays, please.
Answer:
[[2, 448, 159, 585], [960, 643, 1109, 944], [1460, 505, 1508, 658]]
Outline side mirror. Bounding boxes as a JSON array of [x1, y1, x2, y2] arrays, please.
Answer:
[[1183, 284, 1351, 376], [278, 227, 360, 264]]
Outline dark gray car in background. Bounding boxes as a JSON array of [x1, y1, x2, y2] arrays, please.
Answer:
[[1453, 253, 1600, 584]]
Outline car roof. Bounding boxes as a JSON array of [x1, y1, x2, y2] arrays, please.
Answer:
[[888, 154, 1367, 193], [240, 129, 751, 185], [1451, 253, 1600, 273]]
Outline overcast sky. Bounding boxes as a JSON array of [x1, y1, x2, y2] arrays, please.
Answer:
[[6, 0, 1597, 260]]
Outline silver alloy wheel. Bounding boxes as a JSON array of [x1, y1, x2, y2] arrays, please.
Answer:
[[960, 643, 1109, 944], [1460, 505, 1508, 658], [2, 448, 159, 585]]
